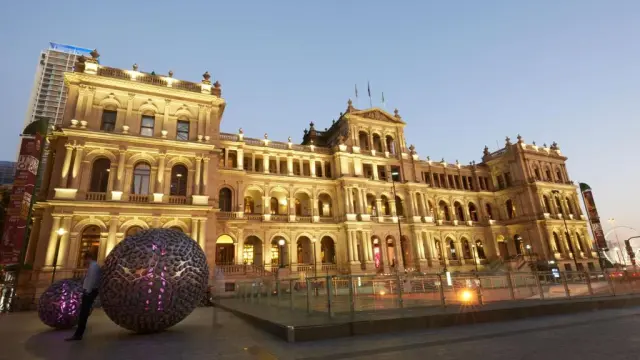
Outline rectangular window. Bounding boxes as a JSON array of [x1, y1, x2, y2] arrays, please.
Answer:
[[101, 110, 117, 132], [391, 166, 401, 182], [454, 176, 461, 189], [447, 175, 455, 188], [176, 120, 189, 140], [433, 174, 440, 188], [462, 177, 469, 190], [497, 175, 505, 189], [468, 176, 474, 190], [140, 115, 155, 137]]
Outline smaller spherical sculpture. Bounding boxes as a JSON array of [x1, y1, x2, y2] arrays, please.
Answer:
[[38, 278, 84, 329], [100, 228, 209, 333]]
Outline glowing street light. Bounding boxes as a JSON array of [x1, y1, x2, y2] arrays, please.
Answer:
[[51, 228, 67, 284]]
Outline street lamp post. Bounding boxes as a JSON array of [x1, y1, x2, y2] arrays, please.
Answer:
[[390, 171, 403, 273], [50, 228, 66, 284], [278, 238, 285, 269], [608, 218, 625, 265], [552, 190, 580, 272], [614, 247, 623, 266]]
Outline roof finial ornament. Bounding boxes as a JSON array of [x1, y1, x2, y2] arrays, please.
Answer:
[[456, 159, 460, 165], [288, 136, 292, 143], [409, 144, 416, 154], [264, 133, 268, 139], [238, 127, 243, 134], [132, 63, 139, 71], [543, 142, 548, 148], [90, 49, 100, 60], [309, 121, 315, 128], [202, 71, 211, 84], [483, 145, 490, 156], [426, 155, 430, 161], [532, 140, 536, 146], [441, 157, 446, 164], [505, 136, 512, 145], [517, 134, 523, 143], [348, 99, 352, 107], [394, 108, 400, 118], [168, 70, 173, 77]]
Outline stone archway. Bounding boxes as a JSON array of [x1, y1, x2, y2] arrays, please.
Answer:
[[215, 234, 235, 265]]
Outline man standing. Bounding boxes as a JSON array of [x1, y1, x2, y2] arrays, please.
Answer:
[[66, 252, 101, 341]]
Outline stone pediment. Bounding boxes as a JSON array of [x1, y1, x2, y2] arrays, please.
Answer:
[[351, 108, 405, 124]]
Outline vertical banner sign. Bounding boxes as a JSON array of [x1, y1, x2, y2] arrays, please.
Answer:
[[579, 183, 607, 251], [0, 134, 43, 265]]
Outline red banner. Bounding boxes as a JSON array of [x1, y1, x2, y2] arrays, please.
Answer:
[[0, 134, 43, 265], [580, 183, 607, 251]]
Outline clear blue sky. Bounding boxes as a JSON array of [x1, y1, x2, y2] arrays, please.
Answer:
[[1, 0, 638, 235]]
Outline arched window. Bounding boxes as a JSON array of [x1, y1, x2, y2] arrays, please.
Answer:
[[505, 199, 515, 219], [321, 237, 336, 264], [449, 239, 457, 260], [381, 196, 391, 216], [395, 196, 404, 216], [219, 187, 232, 212], [270, 197, 279, 215], [485, 204, 494, 220], [372, 134, 383, 152], [434, 240, 442, 260], [545, 167, 552, 181], [439, 201, 451, 221], [454, 202, 465, 221], [576, 233, 585, 253], [468, 203, 479, 222], [556, 168, 563, 182], [554, 195, 563, 215], [566, 197, 575, 217], [244, 196, 255, 213], [358, 131, 370, 150], [462, 239, 472, 259], [90, 158, 111, 193], [170, 165, 188, 196], [553, 232, 562, 253], [533, 166, 541, 180], [77, 226, 101, 267], [475, 240, 486, 259], [385, 135, 396, 154], [543, 195, 552, 213], [131, 163, 151, 195]]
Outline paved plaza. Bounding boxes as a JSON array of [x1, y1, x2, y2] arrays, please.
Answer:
[[1, 306, 640, 359]]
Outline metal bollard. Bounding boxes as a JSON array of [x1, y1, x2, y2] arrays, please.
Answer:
[[438, 274, 446, 307], [561, 272, 571, 299], [289, 280, 294, 310], [605, 270, 616, 296], [396, 273, 404, 309], [585, 271, 594, 296], [348, 276, 355, 313], [506, 272, 515, 300], [326, 275, 333, 317], [306, 278, 312, 314], [535, 273, 545, 300]]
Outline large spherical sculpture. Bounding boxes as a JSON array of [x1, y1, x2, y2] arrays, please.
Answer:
[[100, 228, 209, 333], [38, 278, 84, 329]]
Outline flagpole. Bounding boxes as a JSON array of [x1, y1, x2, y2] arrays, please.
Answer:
[[368, 81, 372, 108], [355, 84, 359, 108]]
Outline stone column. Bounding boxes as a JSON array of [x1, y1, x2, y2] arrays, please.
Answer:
[[56, 217, 72, 267], [156, 154, 166, 193], [237, 148, 244, 170], [24, 215, 42, 265], [364, 230, 373, 262], [310, 158, 316, 177], [276, 156, 281, 174], [162, 99, 170, 133], [224, 149, 229, 168], [70, 146, 84, 189], [347, 230, 355, 262], [116, 149, 127, 191], [343, 188, 351, 214], [191, 220, 199, 243], [125, 93, 135, 128], [59, 144, 74, 187], [198, 218, 207, 251], [75, 88, 86, 119], [44, 216, 62, 266], [193, 156, 202, 195], [202, 158, 210, 195], [418, 193, 427, 217], [287, 156, 294, 175], [263, 154, 269, 174], [105, 217, 119, 258], [389, 198, 397, 216]]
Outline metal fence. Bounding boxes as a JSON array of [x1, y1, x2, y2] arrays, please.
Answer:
[[232, 270, 640, 317]]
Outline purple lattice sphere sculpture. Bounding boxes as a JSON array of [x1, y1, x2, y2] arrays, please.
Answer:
[[38, 278, 84, 329], [100, 228, 209, 333]]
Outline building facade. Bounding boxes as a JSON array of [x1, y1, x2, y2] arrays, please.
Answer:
[[24, 51, 600, 287]]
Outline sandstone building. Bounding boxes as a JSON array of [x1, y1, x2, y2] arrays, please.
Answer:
[[23, 51, 599, 287]]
